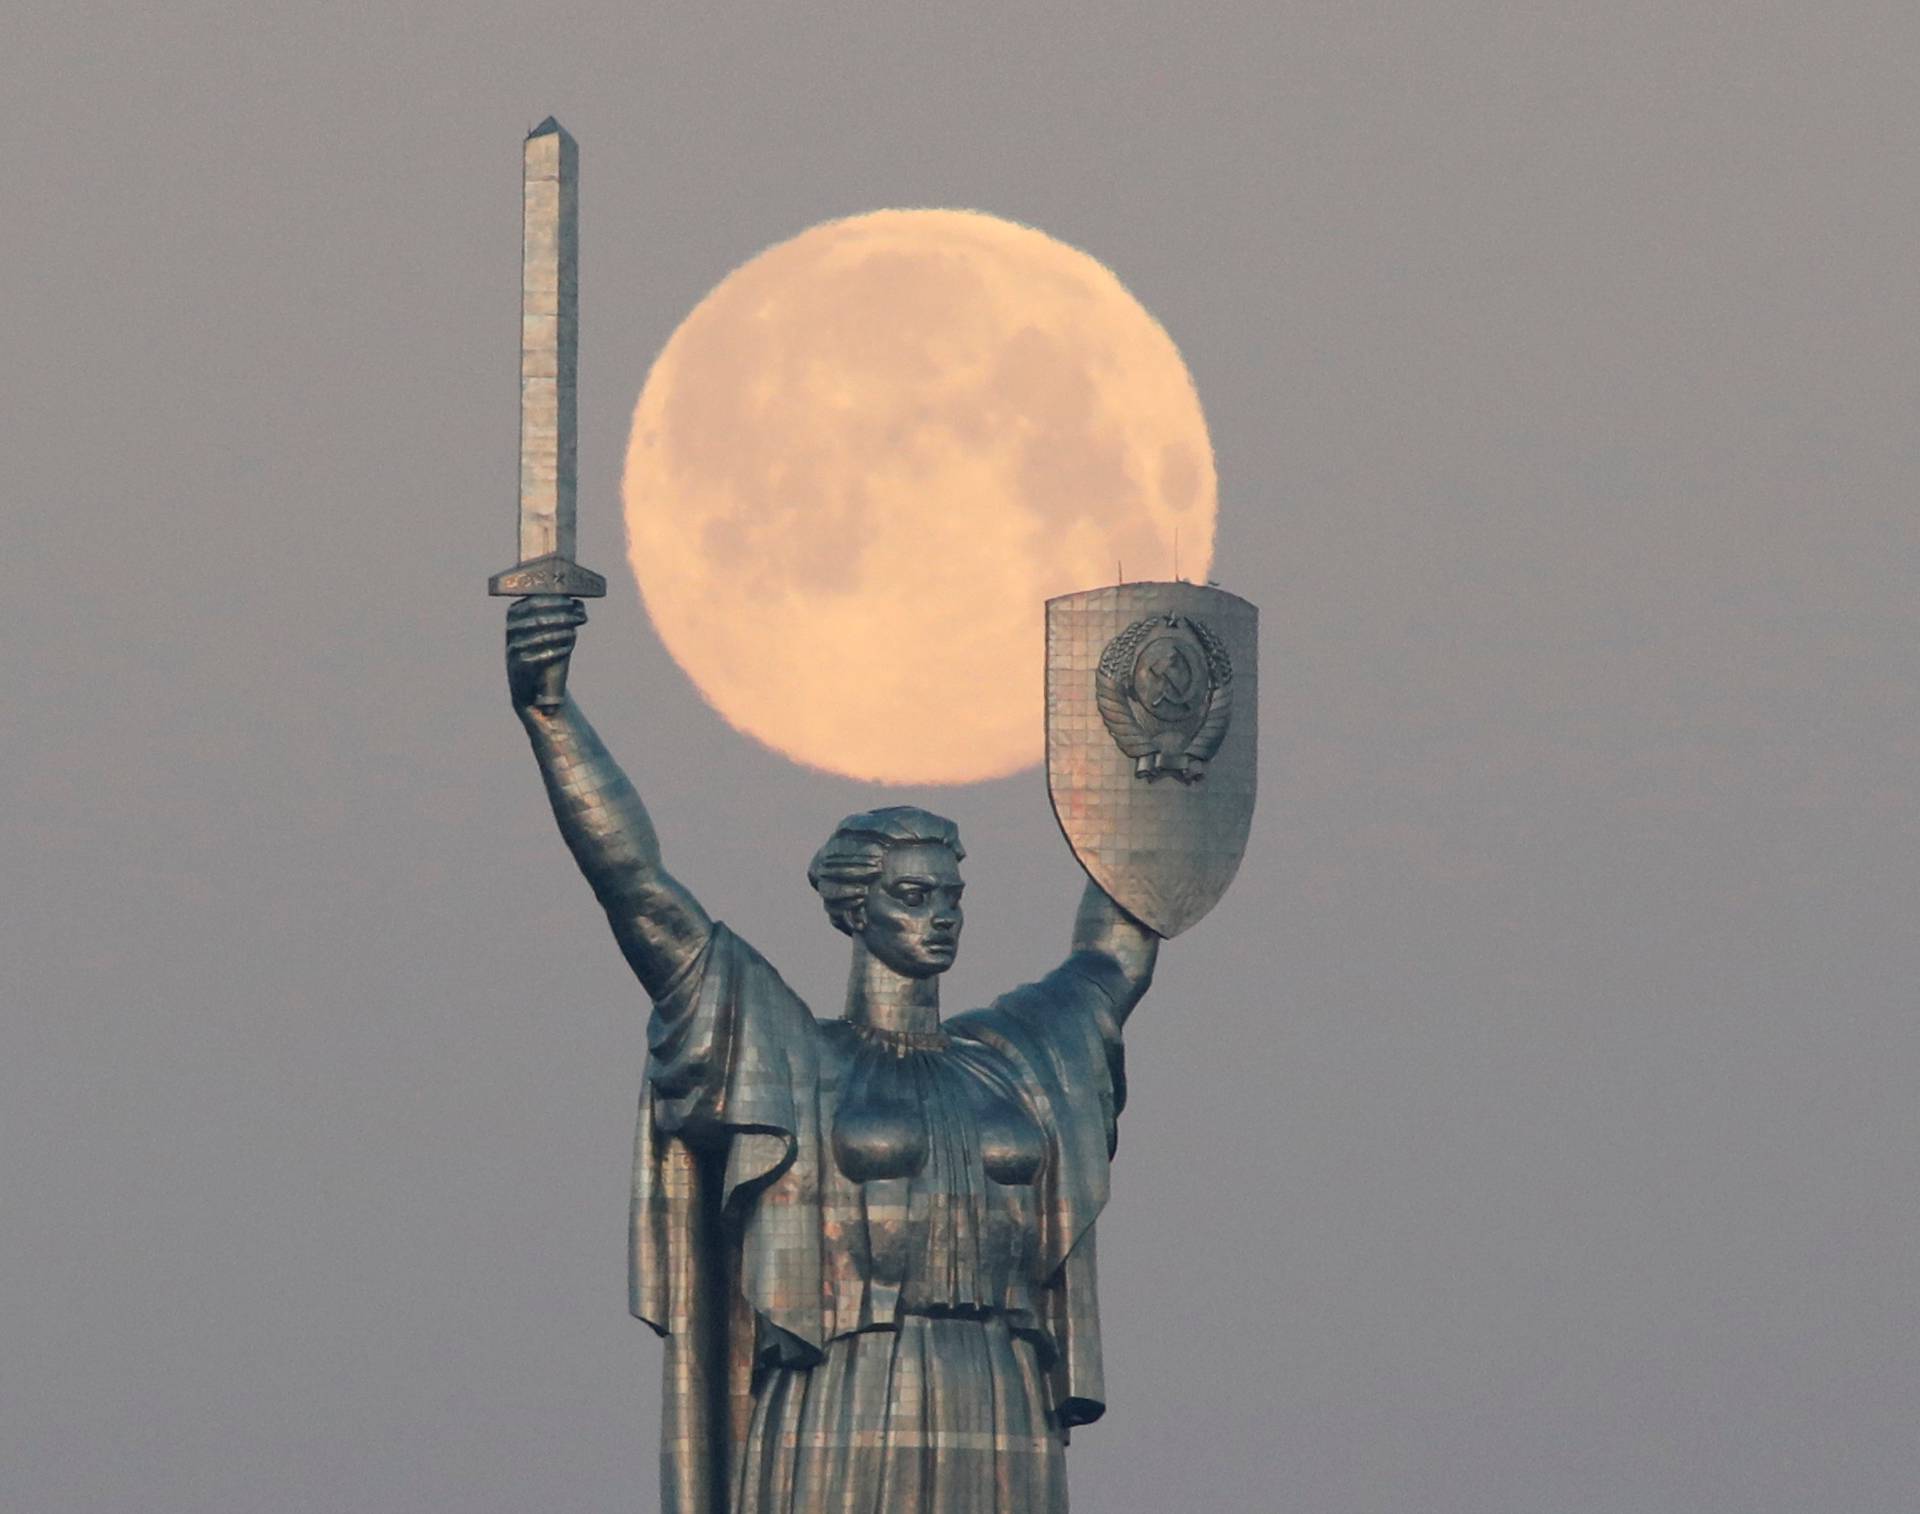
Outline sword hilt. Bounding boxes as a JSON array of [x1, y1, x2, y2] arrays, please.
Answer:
[[488, 551, 607, 600], [491, 552, 607, 712], [530, 659, 569, 713]]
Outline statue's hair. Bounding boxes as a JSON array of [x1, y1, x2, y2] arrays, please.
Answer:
[[807, 805, 965, 937]]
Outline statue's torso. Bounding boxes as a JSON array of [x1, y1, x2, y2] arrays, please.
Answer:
[[634, 924, 1127, 1512], [813, 1019, 1051, 1326]]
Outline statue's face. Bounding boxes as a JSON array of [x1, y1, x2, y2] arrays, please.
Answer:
[[860, 842, 964, 978]]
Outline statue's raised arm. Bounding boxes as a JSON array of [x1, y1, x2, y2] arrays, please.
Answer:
[[1067, 878, 1159, 1026], [506, 595, 712, 1000]]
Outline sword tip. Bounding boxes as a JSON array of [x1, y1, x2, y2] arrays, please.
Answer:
[[528, 115, 567, 139]]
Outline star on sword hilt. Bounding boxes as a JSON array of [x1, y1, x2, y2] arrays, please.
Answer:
[[488, 115, 604, 711]]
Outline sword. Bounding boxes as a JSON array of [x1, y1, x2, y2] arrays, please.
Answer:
[[489, 117, 604, 709]]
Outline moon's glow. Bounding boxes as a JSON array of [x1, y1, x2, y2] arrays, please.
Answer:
[[623, 209, 1215, 784]]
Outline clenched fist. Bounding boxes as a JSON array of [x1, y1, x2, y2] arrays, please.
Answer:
[[506, 595, 588, 713]]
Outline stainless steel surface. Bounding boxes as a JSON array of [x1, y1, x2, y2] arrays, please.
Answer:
[[489, 117, 603, 709], [489, 553, 607, 597], [508, 589, 1194, 1512], [1048, 582, 1258, 938], [516, 116, 578, 566], [499, 129, 1256, 1514]]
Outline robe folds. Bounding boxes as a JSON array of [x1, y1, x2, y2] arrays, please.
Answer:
[[629, 923, 1129, 1514]]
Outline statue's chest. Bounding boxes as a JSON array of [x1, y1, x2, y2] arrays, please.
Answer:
[[826, 1030, 1045, 1192]]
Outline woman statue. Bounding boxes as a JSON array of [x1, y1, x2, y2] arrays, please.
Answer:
[[508, 594, 1160, 1514]]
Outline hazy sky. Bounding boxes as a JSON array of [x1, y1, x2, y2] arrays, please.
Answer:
[[5, 5, 1916, 1512]]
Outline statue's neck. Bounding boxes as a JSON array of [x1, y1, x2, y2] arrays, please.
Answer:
[[843, 941, 941, 1035]]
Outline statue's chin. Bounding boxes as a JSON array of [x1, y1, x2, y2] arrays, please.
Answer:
[[860, 936, 959, 979]]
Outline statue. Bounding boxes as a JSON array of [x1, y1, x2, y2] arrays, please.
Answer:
[[492, 119, 1257, 1514], [510, 594, 1142, 1510]]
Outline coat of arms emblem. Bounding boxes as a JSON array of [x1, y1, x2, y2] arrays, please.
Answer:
[[1095, 613, 1234, 782]]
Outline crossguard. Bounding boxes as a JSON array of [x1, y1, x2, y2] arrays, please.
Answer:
[[488, 552, 607, 598]]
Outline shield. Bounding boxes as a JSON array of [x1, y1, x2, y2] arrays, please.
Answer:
[[1046, 582, 1258, 938]]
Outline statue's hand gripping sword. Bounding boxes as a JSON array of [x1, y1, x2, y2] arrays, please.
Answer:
[[489, 117, 604, 709]]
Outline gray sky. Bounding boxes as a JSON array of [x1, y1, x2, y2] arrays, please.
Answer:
[[5, 4, 1916, 1511]]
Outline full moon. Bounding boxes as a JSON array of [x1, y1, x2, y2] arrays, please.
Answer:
[[622, 209, 1216, 785]]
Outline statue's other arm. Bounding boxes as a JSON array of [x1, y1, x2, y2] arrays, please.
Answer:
[[509, 598, 713, 1001], [1069, 878, 1159, 1025]]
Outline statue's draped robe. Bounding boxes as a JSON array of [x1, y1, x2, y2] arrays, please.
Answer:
[[630, 924, 1129, 1514]]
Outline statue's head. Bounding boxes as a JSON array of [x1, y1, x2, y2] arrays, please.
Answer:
[[808, 806, 965, 979]]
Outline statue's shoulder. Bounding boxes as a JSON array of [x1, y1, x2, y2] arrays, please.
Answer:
[[695, 922, 824, 1022], [948, 957, 1126, 1115], [946, 967, 1080, 1051], [952, 953, 1124, 1031], [814, 1015, 859, 1049]]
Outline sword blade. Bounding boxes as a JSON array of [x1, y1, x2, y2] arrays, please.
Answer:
[[519, 117, 577, 564], [490, 118, 602, 604]]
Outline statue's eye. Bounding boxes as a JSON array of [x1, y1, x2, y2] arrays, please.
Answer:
[[898, 890, 925, 907]]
